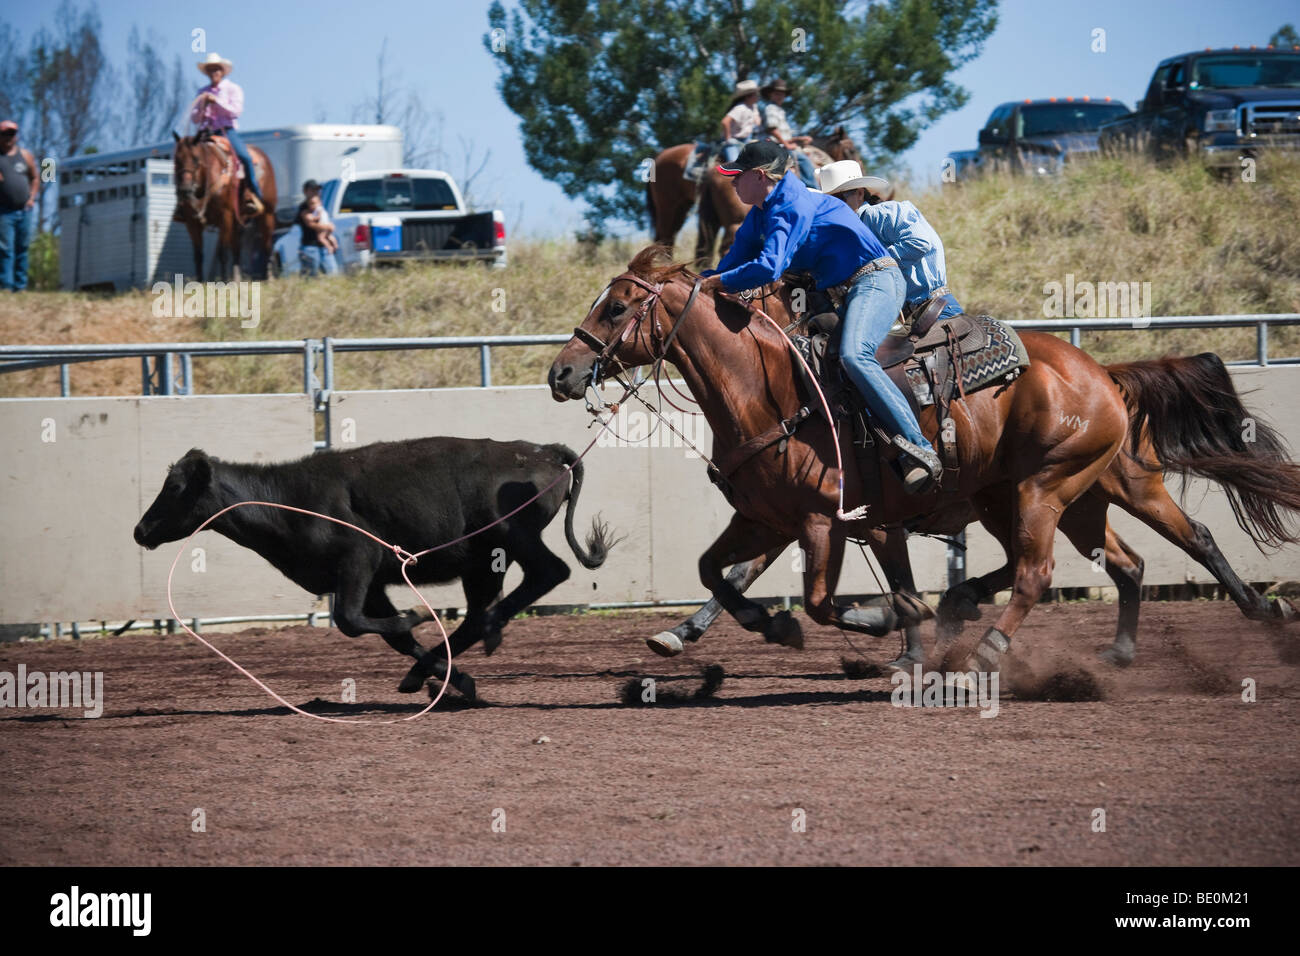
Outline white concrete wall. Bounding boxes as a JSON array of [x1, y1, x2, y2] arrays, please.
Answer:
[[2, 367, 1298, 625]]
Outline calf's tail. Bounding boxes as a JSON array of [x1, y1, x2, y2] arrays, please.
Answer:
[[550, 444, 617, 569]]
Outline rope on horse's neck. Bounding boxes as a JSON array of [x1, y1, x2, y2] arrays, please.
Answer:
[[739, 298, 870, 522]]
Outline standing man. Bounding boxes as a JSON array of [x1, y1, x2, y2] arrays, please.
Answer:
[[760, 79, 817, 189], [297, 179, 338, 277], [191, 52, 264, 215], [0, 119, 38, 292]]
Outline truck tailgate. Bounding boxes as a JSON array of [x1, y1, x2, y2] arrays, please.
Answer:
[[386, 212, 498, 258]]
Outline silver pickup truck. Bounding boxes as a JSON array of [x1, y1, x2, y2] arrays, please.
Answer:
[[273, 168, 506, 273]]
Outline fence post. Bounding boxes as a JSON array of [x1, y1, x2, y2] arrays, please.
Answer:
[[947, 530, 966, 589], [181, 353, 193, 394], [161, 352, 174, 396], [60, 364, 70, 397], [1258, 321, 1269, 366], [480, 344, 492, 387]]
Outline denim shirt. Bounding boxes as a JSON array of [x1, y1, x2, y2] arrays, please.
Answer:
[[705, 172, 888, 292], [857, 200, 949, 305]]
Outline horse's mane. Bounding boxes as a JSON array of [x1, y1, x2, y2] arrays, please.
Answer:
[[623, 244, 793, 358], [626, 244, 698, 284]]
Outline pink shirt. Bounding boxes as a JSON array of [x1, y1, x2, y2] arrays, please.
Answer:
[[191, 78, 245, 130]]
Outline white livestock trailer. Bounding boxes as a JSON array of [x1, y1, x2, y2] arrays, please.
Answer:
[[57, 125, 403, 291]]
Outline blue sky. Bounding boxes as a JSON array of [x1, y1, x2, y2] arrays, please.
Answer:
[[8, 0, 1298, 236]]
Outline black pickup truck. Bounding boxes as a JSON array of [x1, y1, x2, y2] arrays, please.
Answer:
[[948, 98, 1130, 178], [1097, 47, 1300, 167]]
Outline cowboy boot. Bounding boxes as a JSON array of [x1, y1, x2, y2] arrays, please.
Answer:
[[892, 436, 942, 495], [242, 190, 264, 216]]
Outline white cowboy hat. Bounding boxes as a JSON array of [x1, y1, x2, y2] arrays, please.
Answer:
[[730, 79, 760, 103], [815, 160, 891, 199], [197, 52, 233, 74]]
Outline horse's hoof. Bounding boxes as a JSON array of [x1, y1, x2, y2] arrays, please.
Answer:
[[647, 631, 685, 657], [482, 631, 503, 656], [397, 667, 426, 694], [884, 652, 923, 673], [938, 593, 982, 623], [1270, 596, 1299, 625], [763, 610, 804, 649], [456, 673, 477, 703], [838, 604, 896, 637], [1099, 642, 1135, 668]]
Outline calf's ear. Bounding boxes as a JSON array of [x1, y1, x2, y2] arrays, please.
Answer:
[[178, 449, 212, 493]]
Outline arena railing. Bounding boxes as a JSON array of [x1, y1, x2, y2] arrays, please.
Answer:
[[1, 315, 1298, 399]]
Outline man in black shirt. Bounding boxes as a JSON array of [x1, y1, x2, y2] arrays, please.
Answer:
[[297, 179, 338, 277], [0, 119, 38, 292]]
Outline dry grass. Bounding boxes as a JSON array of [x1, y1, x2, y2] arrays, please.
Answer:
[[2, 153, 1298, 398]]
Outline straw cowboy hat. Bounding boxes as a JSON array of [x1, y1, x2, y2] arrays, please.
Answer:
[[815, 160, 891, 200], [729, 79, 760, 105], [197, 52, 233, 74]]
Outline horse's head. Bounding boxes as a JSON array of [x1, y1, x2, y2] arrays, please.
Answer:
[[171, 130, 212, 219], [548, 247, 692, 402], [821, 126, 862, 166]]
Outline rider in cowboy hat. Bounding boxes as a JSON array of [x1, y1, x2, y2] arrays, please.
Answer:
[[760, 78, 817, 189], [719, 80, 762, 164], [817, 159, 965, 323], [699, 141, 943, 494], [190, 52, 264, 214]]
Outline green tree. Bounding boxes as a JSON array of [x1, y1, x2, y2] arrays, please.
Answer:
[[1270, 24, 1299, 48], [485, 0, 998, 227]]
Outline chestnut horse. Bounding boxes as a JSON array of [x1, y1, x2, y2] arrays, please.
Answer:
[[549, 249, 1300, 677], [171, 129, 277, 280], [647, 128, 862, 265]]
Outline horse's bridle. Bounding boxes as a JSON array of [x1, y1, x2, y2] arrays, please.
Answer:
[[571, 272, 703, 388]]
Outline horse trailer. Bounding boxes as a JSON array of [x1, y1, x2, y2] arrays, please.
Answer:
[[57, 125, 404, 291]]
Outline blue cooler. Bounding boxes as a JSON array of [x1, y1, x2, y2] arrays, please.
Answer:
[[371, 224, 401, 253]]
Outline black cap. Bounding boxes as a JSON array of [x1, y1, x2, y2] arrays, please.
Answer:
[[303, 179, 321, 191], [716, 140, 788, 176]]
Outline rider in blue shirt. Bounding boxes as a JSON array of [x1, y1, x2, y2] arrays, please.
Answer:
[[700, 140, 941, 494]]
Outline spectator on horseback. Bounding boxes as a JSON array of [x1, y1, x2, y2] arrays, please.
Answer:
[[760, 79, 817, 189], [699, 140, 942, 494], [817, 160, 964, 325], [190, 52, 264, 215], [720, 80, 762, 164]]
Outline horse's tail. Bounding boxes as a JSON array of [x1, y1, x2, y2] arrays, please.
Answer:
[[1108, 352, 1300, 548], [549, 443, 616, 569]]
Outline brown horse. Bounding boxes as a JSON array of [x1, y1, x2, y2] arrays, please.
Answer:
[[647, 128, 862, 265], [171, 130, 277, 280], [549, 249, 1300, 678]]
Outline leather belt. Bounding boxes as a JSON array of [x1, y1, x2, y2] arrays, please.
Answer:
[[825, 256, 897, 308]]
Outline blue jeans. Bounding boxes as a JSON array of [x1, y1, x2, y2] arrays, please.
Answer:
[[839, 265, 933, 452], [0, 207, 33, 291], [907, 292, 965, 320], [219, 128, 263, 199], [721, 138, 752, 163], [299, 245, 338, 277], [792, 149, 817, 188]]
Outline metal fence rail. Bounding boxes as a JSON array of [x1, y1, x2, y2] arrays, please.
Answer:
[[3, 314, 1298, 398]]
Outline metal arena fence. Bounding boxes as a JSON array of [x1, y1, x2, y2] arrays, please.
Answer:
[[2, 314, 1298, 638]]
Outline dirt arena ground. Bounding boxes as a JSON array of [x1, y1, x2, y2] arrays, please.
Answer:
[[2, 600, 1297, 866]]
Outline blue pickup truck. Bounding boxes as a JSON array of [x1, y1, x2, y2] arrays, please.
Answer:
[[948, 98, 1131, 179]]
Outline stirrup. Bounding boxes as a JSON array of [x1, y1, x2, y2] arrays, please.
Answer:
[[242, 193, 264, 215], [893, 436, 942, 494]]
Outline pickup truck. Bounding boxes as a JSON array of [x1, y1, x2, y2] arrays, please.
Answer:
[[1097, 47, 1300, 168], [948, 98, 1130, 179], [272, 168, 506, 274]]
